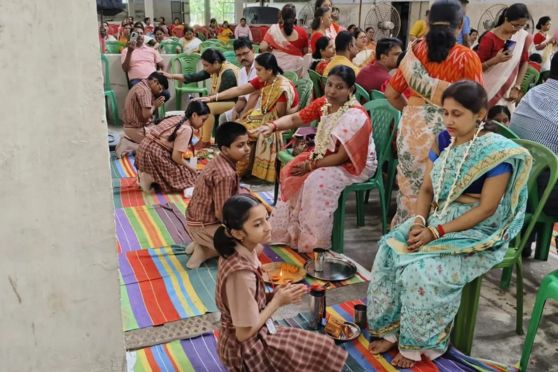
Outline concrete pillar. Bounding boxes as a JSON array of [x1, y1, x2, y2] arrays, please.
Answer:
[[205, 0, 211, 25], [0, 0, 125, 371], [145, 0, 155, 19]]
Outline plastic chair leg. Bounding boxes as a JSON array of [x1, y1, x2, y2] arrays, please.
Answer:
[[500, 266, 513, 290], [534, 221, 554, 261], [356, 190, 365, 227], [519, 272, 558, 372], [331, 191, 348, 253], [451, 276, 482, 355], [175, 89, 182, 110], [273, 160, 281, 206], [386, 161, 397, 215], [515, 258, 524, 335], [110, 95, 120, 126]]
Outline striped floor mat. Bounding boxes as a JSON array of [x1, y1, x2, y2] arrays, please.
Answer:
[[126, 299, 516, 372]]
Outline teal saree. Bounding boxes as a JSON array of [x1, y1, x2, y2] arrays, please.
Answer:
[[367, 132, 532, 356]]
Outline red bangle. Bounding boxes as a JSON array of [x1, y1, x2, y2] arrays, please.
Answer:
[[269, 122, 277, 132], [436, 224, 446, 237]]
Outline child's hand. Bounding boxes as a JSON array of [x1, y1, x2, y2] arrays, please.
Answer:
[[274, 283, 308, 306]]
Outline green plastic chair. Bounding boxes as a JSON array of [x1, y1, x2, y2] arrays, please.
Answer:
[[308, 69, 324, 98], [199, 40, 223, 52], [169, 53, 209, 110], [160, 40, 182, 54], [370, 90, 385, 100], [283, 71, 298, 82], [101, 54, 120, 126], [222, 50, 241, 67], [105, 40, 124, 54], [519, 269, 558, 372], [355, 83, 371, 104], [252, 44, 260, 53], [494, 121, 520, 139], [451, 139, 558, 355]]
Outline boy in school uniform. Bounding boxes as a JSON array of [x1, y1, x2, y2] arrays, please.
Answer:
[[185, 122, 250, 268]]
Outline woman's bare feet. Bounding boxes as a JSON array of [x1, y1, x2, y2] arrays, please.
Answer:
[[391, 353, 416, 368], [368, 339, 396, 354]]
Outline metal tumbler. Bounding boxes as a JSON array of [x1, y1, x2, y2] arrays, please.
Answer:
[[354, 304, 367, 330], [313, 248, 327, 272]]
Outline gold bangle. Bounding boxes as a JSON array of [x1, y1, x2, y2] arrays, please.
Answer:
[[428, 225, 440, 240]]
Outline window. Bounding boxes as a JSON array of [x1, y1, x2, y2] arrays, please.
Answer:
[[211, 0, 235, 24]]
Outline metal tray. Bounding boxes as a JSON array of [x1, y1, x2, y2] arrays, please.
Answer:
[[326, 321, 361, 344], [304, 257, 357, 282]]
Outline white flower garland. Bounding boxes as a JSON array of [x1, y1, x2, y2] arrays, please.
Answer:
[[311, 96, 359, 160], [432, 121, 485, 218]]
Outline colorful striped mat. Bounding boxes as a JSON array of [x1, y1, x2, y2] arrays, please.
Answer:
[[120, 246, 218, 331], [112, 153, 138, 179], [119, 244, 369, 331], [115, 203, 190, 253], [126, 332, 226, 372], [113, 178, 189, 211], [127, 299, 516, 372]]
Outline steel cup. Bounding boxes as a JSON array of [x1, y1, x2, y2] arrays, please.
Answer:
[[354, 304, 367, 330], [313, 248, 327, 272]]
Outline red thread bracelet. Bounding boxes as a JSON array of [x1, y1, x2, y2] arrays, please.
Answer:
[[436, 224, 446, 237]]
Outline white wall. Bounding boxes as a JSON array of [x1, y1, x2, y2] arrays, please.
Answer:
[[0, 0, 125, 371]]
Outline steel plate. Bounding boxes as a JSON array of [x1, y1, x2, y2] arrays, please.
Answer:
[[304, 257, 357, 282]]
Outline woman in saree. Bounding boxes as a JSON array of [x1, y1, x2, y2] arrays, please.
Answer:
[[255, 66, 377, 253], [260, 4, 308, 77], [352, 28, 375, 68], [385, 0, 483, 226], [367, 80, 532, 368], [532, 16, 556, 82], [309, 7, 333, 54], [476, 4, 531, 109], [163, 48, 239, 148], [310, 36, 335, 75], [199, 53, 299, 182]]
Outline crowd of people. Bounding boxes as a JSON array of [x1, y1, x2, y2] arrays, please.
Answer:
[[100, 0, 558, 369]]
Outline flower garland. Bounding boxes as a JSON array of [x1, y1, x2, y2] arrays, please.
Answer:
[[432, 121, 485, 218], [261, 77, 280, 114], [311, 96, 359, 160]]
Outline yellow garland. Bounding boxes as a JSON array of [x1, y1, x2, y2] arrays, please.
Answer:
[[311, 96, 359, 160]]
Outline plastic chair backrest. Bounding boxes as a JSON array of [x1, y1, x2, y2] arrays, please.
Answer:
[[370, 90, 385, 100], [283, 71, 298, 82], [222, 50, 240, 67], [101, 54, 111, 91], [170, 53, 202, 88], [494, 121, 520, 139], [295, 78, 313, 108], [161, 40, 182, 54], [200, 40, 222, 52], [364, 99, 401, 170], [105, 40, 124, 54], [504, 139, 558, 255], [308, 69, 324, 98], [355, 83, 370, 104], [252, 44, 260, 53]]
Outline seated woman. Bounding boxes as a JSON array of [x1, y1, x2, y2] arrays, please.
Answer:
[[366, 81, 532, 368], [260, 4, 308, 77], [164, 49, 239, 148], [218, 21, 234, 44], [487, 104, 511, 125], [352, 28, 375, 68], [199, 53, 299, 182], [136, 101, 210, 193], [255, 66, 377, 252], [181, 26, 202, 55], [310, 36, 335, 75], [309, 7, 333, 53]]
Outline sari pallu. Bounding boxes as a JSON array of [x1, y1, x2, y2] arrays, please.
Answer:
[[263, 24, 305, 77], [484, 29, 529, 109], [238, 76, 296, 182], [392, 48, 450, 226], [367, 133, 531, 359]]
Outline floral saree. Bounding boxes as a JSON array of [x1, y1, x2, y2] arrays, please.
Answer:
[[392, 47, 450, 226], [367, 133, 531, 360], [270, 98, 377, 252], [238, 76, 296, 182]]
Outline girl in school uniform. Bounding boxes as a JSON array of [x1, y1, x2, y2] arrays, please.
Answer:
[[213, 194, 348, 371], [135, 101, 210, 193]]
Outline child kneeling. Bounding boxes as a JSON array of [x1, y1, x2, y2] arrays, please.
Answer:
[[185, 122, 250, 268], [214, 194, 348, 371]]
